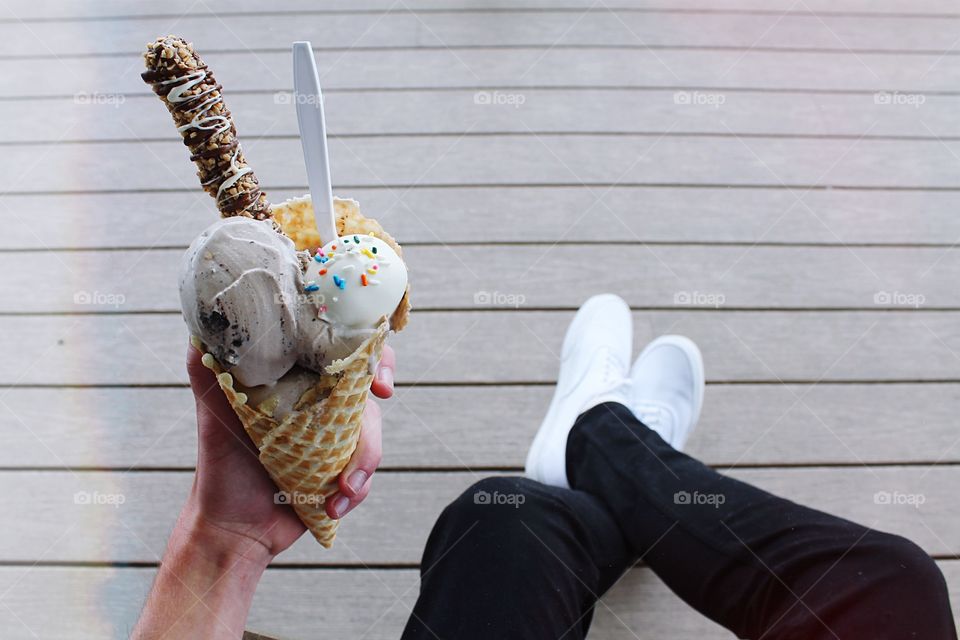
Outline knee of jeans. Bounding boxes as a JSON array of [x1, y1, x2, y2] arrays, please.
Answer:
[[867, 532, 948, 596], [434, 476, 537, 534]]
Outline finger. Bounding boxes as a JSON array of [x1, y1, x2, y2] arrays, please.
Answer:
[[326, 474, 374, 519], [186, 342, 215, 394], [185, 343, 252, 455], [185, 343, 234, 417], [339, 401, 382, 499], [371, 345, 395, 399]]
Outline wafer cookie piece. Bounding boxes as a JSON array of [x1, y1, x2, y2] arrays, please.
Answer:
[[141, 35, 271, 220]]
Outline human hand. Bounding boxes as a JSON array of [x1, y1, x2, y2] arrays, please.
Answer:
[[184, 343, 395, 558]]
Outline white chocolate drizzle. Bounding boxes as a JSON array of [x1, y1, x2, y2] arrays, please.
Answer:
[[151, 45, 260, 212]]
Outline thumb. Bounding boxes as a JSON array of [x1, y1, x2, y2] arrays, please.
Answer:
[[185, 343, 251, 454]]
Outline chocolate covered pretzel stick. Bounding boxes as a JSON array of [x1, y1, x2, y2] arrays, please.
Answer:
[[142, 35, 272, 219]]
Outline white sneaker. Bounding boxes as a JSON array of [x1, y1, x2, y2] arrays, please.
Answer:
[[628, 336, 704, 451], [525, 294, 632, 488]]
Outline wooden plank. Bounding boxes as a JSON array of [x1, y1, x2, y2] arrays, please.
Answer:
[[4, 49, 959, 98], [6, 12, 960, 56], [5, 136, 960, 194], [0, 467, 956, 565], [7, 90, 960, 144], [4, 311, 960, 386], [6, 244, 959, 313], [2, 562, 957, 640], [2, 383, 958, 468], [0, 566, 415, 640], [5, 187, 960, 249], [2, 562, 959, 639], [4, 0, 960, 21]]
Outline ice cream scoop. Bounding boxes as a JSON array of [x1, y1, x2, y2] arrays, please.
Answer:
[[179, 217, 301, 387], [179, 217, 408, 389], [303, 234, 408, 329]]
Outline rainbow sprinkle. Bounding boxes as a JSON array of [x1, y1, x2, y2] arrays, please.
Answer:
[[319, 269, 327, 276], [333, 275, 346, 290], [361, 248, 375, 259], [361, 274, 368, 286], [305, 282, 319, 292], [319, 304, 328, 314], [371, 246, 378, 254]]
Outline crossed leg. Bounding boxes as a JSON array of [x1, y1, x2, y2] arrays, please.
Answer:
[[402, 404, 955, 639]]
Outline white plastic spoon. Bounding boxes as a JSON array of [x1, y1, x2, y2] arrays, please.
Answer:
[[292, 41, 338, 245]]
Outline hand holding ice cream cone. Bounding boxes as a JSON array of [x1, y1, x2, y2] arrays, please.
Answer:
[[184, 343, 395, 557]]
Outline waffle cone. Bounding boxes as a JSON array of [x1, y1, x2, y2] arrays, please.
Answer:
[[195, 196, 411, 547]]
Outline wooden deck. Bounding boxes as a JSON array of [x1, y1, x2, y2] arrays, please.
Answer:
[[1, 0, 959, 637]]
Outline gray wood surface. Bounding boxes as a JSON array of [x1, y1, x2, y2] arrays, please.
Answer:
[[6, 48, 960, 98], [8, 90, 960, 144], [4, 311, 960, 386], [3, 383, 959, 468], [8, 11, 960, 56], [1, 467, 955, 565], [1, 2, 957, 637], [8, 136, 960, 194], [5, 187, 960, 249], [3, 0, 960, 20], [5, 244, 959, 312]]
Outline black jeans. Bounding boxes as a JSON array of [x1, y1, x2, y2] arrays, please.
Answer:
[[401, 403, 955, 639]]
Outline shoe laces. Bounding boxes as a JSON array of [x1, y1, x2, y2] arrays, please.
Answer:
[[633, 401, 666, 426], [632, 401, 676, 443], [571, 348, 630, 410], [598, 348, 626, 385]]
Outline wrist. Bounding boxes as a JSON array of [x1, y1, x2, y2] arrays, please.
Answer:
[[133, 499, 270, 639], [172, 497, 274, 573]]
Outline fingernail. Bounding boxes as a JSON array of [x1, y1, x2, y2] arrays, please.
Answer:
[[347, 470, 368, 494], [377, 367, 393, 388], [333, 495, 350, 518]]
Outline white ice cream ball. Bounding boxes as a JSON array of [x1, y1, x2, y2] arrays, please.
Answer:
[[303, 234, 408, 329], [179, 217, 301, 387]]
